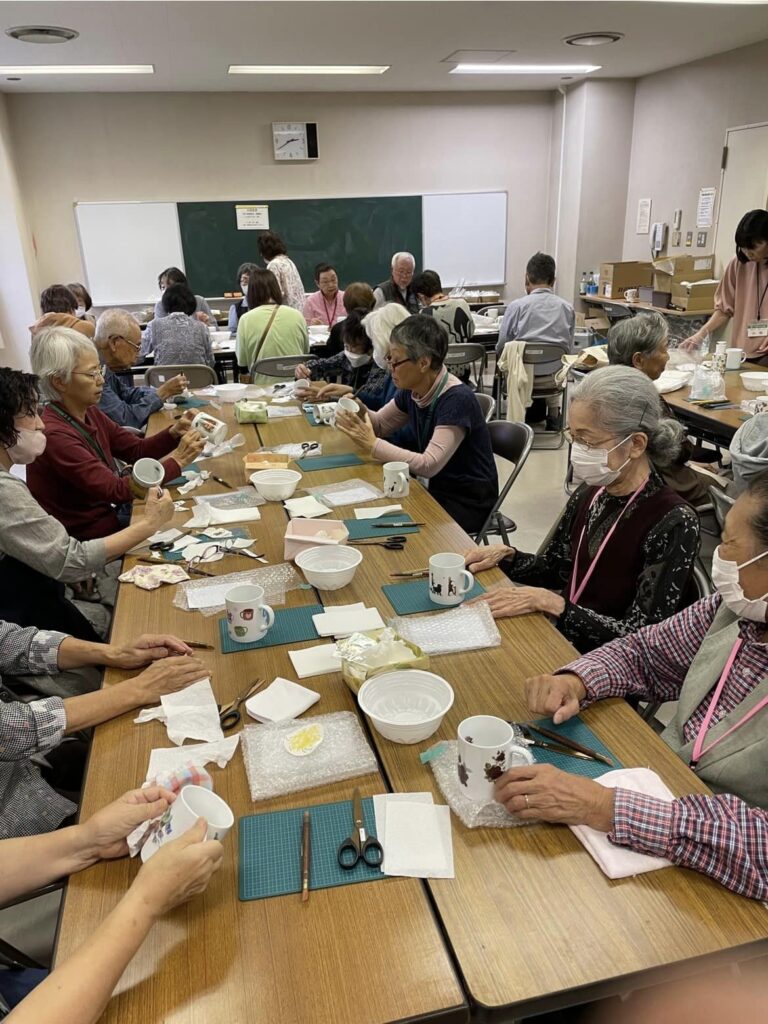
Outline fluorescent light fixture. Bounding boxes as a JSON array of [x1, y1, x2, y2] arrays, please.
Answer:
[[451, 63, 601, 75], [0, 64, 154, 74], [228, 64, 389, 75]]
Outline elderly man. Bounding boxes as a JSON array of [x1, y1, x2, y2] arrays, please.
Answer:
[[373, 252, 419, 313], [94, 309, 186, 429]]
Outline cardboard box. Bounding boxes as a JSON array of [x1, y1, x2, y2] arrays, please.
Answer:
[[669, 281, 717, 312], [638, 286, 671, 308], [584, 316, 610, 334], [652, 254, 715, 291], [599, 261, 652, 299]]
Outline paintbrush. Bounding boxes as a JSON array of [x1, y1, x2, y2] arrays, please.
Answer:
[[524, 723, 613, 767], [301, 811, 311, 903]]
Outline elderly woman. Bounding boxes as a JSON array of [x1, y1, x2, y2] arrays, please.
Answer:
[[257, 231, 305, 312], [27, 328, 204, 540], [321, 281, 376, 358], [608, 312, 711, 506], [31, 285, 96, 339], [0, 367, 175, 641], [496, 472, 768, 901], [303, 263, 346, 326], [294, 309, 389, 408], [236, 269, 308, 384], [141, 284, 215, 368], [465, 367, 700, 653], [336, 316, 498, 534], [227, 262, 259, 335], [153, 267, 214, 324], [730, 414, 768, 496]]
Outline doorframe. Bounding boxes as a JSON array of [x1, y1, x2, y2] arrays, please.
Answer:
[[714, 119, 768, 260]]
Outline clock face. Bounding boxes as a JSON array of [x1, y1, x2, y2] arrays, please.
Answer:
[[273, 122, 308, 161]]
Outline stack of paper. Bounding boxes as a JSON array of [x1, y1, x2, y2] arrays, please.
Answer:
[[373, 792, 454, 878], [354, 504, 403, 520], [312, 603, 385, 638], [245, 677, 320, 723], [288, 643, 341, 678], [284, 496, 331, 519]]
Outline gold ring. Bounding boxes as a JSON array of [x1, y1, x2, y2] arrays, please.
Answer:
[[524, 794, 530, 809]]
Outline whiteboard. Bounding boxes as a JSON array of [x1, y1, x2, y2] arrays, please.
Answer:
[[422, 192, 507, 287], [74, 202, 184, 305]]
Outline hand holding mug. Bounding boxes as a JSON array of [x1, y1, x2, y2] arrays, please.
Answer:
[[170, 410, 195, 437], [173, 429, 206, 466], [131, 818, 224, 915]]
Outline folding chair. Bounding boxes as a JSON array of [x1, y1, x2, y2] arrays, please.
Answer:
[[708, 484, 735, 533], [521, 340, 570, 449], [474, 421, 535, 544], [252, 355, 307, 379], [475, 393, 495, 423], [144, 364, 217, 389], [446, 343, 487, 392]]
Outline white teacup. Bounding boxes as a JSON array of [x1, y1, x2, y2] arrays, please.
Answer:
[[191, 412, 227, 445], [315, 402, 337, 425], [623, 288, 639, 303], [130, 457, 164, 498], [383, 461, 410, 497], [334, 395, 360, 427], [225, 584, 275, 644], [457, 715, 534, 806], [429, 552, 473, 606], [726, 347, 747, 370], [141, 785, 234, 862]]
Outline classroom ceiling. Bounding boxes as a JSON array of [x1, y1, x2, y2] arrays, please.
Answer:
[[0, 0, 767, 93]]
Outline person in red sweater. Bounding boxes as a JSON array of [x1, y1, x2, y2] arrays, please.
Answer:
[[28, 327, 204, 540]]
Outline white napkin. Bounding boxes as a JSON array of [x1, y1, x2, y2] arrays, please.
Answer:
[[354, 504, 403, 520], [284, 495, 331, 519], [312, 606, 385, 638], [178, 472, 209, 495], [381, 800, 454, 878], [569, 768, 675, 879], [145, 735, 240, 781], [134, 678, 223, 746], [288, 643, 341, 678], [245, 677, 320, 723], [183, 504, 261, 528], [128, 527, 182, 554], [373, 792, 433, 860], [267, 405, 302, 418]]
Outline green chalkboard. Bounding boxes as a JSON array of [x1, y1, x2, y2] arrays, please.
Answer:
[[177, 197, 422, 297]]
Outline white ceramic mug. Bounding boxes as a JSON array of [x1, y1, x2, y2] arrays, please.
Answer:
[[429, 552, 473, 606], [315, 402, 338, 425], [130, 457, 164, 498], [332, 395, 360, 428], [383, 461, 410, 498], [225, 584, 275, 644], [141, 785, 234, 862], [486, 307, 499, 322], [191, 412, 227, 445], [726, 347, 747, 370], [457, 716, 534, 805], [623, 288, 639, 302]]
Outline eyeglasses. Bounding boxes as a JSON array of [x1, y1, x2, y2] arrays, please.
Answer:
[[386, 355, 413, 371], [564, 428, 624, 451], [73, 369, 105, 382], [113, 335, 140, 351]]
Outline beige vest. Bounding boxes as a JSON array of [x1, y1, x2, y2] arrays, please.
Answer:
[[661, 602, 768, 809]]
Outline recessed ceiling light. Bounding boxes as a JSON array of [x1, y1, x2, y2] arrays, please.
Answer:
[[564, 32, 623, 47], [450, 63, 601, 75], [228, 65, 389, 75], [0, 65, 154, 75], [5, 25, 79, 44]]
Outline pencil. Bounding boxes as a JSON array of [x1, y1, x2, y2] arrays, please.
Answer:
[[525, 723, 613, 767], [183, 641, 214, 650], [301, 811, 310, 903]]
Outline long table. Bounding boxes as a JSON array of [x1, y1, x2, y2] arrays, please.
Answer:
[[55, 395, 768, 1022], [663, 361, 764, 445]]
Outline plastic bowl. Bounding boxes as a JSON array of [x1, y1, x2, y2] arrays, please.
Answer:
[[357, 670, 454, 744], [215, 383, 248, 403], [250, 469, 302, 501], [295, 544, 362, 590], [740, 372, 768, 393]]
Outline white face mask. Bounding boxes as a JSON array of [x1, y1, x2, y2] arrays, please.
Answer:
[[345, 351, 372, 368], [75, 306, 86, 318], [570, 436, 632, 487], [711, 545, 768, 621], [7, 427, 46, 465]]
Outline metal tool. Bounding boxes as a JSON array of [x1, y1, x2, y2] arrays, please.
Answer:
[[149, 540, 174, 552], [218, 678, 266, 731], [337, 788, 383, 870], [349, 536, 407, 550], [300, 442, 320, 454]]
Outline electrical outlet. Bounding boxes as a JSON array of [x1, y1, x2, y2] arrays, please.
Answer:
[[672, 230, 682, 247], [673, 208, 683, 230], [685, 232, 693, 247], [697, 231, 708, 247]]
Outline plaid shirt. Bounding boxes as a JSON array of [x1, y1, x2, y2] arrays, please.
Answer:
[[565, 594, 768, 900], [0, 620, 74, 838]]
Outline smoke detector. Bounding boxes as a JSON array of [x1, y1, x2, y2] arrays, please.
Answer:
[[5, 25, 79, 45], [564, 32, 623, 47]]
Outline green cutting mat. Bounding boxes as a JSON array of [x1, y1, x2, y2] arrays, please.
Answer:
[[382, 579, 485, 615], [303, 408, 323, 427], [166, 461, 204, 487], [171, 396, 210, 409], [295, 453, 364, 472], [158, 527, 250, 562], [217, 604, 323, 653], [239, 796, 385, 901], [528, 717, 620, 779], [343, 513, 420, 540]]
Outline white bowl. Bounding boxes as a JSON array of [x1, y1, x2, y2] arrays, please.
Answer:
[[740, 372, 768, 393], [295, 544, 362, 590], [357, 670, 454, 744], [215, 383, 248, 403], [250, 469, 302, 501]]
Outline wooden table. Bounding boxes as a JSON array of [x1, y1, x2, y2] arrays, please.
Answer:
[[663, 362, 764, 445], [582, 294, 713, 319], [56, 395, 768, 1023]]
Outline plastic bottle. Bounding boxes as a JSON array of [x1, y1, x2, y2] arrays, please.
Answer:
[[713, 340, 727, 374], [589, 272, 599, 296], [579, 272, 588, 296]]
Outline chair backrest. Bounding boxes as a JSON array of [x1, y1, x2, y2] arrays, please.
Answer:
[[520, 341, 569, 366], [253, 355, 307, 378], [708, 484, 735, 533], [475, 393, 495, 422], [601, 302, 634, 322], [144, 363, 217, 389], [445, 343, 486, 366], [474, 421, 535, 543]]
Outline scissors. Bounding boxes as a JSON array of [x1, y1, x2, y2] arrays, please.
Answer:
[[300, 442, 320, 454], [337, 788, 384, 870], [349, 536, 407, 550], [218, 678, 266, 731], [149, 540, 174, 552]]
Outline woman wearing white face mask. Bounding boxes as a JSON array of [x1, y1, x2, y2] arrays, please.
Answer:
[[494, 472, 768, 901], [465, 366, 700, 653], [293, 308, 390, 407]]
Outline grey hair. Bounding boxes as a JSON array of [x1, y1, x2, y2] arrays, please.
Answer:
[[391, 251, 415, 269], [363, 303, 411, 363], [30, 326, 99, 401], [93, 308, 140, 350], [607, 311, 668, 368], [570, 365, 684, 468], [390, 315, 448, 370]]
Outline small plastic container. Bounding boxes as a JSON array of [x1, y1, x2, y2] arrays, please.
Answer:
[[283, 519, 349, 560], [295, 545, 362, 591]]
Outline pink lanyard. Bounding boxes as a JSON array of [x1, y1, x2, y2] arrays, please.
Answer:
[[321, 293, 341, 327], [690, 637, 768, 767], [569, 481, 647, 606]]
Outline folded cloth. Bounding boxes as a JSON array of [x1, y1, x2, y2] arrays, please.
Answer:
[[288, 643, 341, 678], [245, 677, 320, 723], [283, 495, 331, 519], [569, 767, 674, 879]]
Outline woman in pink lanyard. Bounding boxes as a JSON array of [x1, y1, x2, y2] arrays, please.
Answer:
[[493, 471, 768, 901], [302, 263, 346, 327], [465, 366, 700, 653]]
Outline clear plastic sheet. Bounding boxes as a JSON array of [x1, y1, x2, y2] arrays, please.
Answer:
[[173, 562, 302, 616], [259, 443, 323, 459], [240, 711, 378, 801], [429, 739, 533, 829], [388, 603, 501, 656], [304, 478, 384, 507]]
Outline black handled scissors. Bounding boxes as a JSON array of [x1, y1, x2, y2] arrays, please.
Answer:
[[300, 442, 320, 454], [337, 788, 384, 870], [349, 536, 407, 550], [218, 678, 266, 731], [149, 540, 174, 552]]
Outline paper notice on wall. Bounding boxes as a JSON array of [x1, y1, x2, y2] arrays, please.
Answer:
[[696, 188, 716, 229], [236, 205, 269, 230], [636, 198, 652, 235]]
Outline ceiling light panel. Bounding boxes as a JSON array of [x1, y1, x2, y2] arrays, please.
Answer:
[[441, 50, 516, 63], [450, 63, 601, 75], [0, 65, 154, 75], [228, 65, 389, 75]]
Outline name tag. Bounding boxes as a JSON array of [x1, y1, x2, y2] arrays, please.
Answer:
[[747, 320, 768, 339]]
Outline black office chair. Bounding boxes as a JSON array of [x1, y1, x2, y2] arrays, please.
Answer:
[[475, 421, 534, 544]]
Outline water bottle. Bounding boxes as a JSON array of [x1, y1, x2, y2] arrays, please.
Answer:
[[713, 340, 727, 374], [579, 272, 588, 296]]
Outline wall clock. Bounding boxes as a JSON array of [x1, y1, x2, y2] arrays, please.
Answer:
[[272, 122, 318, 161]]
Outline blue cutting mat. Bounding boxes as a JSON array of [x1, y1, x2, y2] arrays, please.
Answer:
[[166, 462, 204, 487], [303, 407, 323, 427], [152, 527, 249, 562], [382, 578, 485, 615], [295, 453, 364, 472], [217, 604, 323, 653], [239, 797, 385, 901], [172, 396, 210, 409], [344, 513, 420, 540], [528, 717, 620, 779]]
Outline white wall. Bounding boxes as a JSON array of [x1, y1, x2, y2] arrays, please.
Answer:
[[623, 38, 768, 263], [6, 90, 556, 303]]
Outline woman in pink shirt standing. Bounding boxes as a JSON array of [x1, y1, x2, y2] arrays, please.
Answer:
[[302, 263, 346, 327], [683, 209, 768, 358]]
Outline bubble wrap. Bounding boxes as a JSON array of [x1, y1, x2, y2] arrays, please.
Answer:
[[429, 740, 534, 829], [173, 562, 302, 616], [304, 478, 384, 506], [240, 711, 378, 802], [388, 603, 501, 655]]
